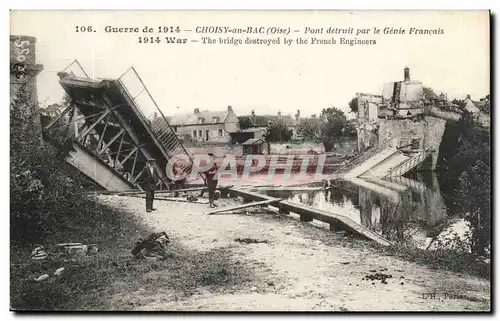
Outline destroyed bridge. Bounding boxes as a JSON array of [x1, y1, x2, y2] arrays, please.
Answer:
[[43, 61, 194, 191]]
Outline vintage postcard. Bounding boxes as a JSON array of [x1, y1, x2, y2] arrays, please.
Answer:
[[10, 10, 490, 312]]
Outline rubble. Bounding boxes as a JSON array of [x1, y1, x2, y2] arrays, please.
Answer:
[[131, 231, 170, 260], [31, 246, 48, 260], [234, 238, 269, 244], [53, 267, 65, 277], [35, 274, 49, 282]]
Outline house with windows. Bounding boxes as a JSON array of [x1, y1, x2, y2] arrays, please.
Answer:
[[166, 106, 239, 144]]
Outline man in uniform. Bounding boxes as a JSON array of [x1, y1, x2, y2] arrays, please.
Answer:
[[140, 158, 158, 212], [204, 153, 219, 208]]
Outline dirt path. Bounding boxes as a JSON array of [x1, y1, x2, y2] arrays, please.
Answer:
[[98, 195, 490, 312]]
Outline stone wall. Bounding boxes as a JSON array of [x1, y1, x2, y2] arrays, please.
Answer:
[[376, 116, 447, 169]]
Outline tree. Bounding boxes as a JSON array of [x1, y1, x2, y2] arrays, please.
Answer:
[[423, 87, 438, 100], [297, 117, 322, 142], [238, 116, 253, 130], [263, 120, 293, 143], [437, 111, 491, 257], [451, 98, 466, 111], [319, 107, 348, 152], [348, 97, 358, 114]]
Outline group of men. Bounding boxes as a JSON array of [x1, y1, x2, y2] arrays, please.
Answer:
[[137, 153, 219, 212]]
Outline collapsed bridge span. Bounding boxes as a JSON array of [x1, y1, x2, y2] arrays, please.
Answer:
[[43, 61, 193, 191]]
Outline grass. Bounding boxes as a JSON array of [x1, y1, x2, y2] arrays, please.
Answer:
[[379, 243, 490, 280], [10, 199, 257, 311], [257, 208, 490, 280]]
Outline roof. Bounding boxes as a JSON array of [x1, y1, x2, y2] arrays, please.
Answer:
[[242, 138, 265, 146], [464, 98, 480, 113], [241, 114, 297, 127], [169, 110, 229, 126], [239, 127, 266, 133]]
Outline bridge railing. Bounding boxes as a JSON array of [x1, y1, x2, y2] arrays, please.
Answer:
[[332, 137, 396, 176], [384, 148, 433, 178], [117, 67, 193, 172], [61, 59, 90, 79]]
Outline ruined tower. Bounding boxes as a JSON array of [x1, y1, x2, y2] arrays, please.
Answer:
[[10, 35, 44, 139], [404, 66, 410, 82]]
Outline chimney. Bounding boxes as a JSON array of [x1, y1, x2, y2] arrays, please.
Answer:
[[251, 109, 255, 117], [466, 94, 471, 100], [227, 105, 233, 113], [278, 110, 281, 117], [404, 66, 410, 82], [194, 108, 200, 114], [295, 109, 300, 124]]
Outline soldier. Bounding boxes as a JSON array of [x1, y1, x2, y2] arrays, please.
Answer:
[[204, 153, 219, 208], [138, 158, 159, 213]]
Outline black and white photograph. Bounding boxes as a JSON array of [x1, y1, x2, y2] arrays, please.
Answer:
[[9, 10, 491, 312]]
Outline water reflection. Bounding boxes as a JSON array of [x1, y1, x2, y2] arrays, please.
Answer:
[[263, 173, 450, 247]]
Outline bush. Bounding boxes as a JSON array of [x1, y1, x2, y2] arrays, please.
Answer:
[[10, 85, 101, 244]]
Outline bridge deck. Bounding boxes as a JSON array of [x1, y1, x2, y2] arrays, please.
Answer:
[[227, 187, 393, 247]]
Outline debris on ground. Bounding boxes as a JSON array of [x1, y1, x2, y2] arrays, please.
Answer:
[[131, 231, 170, 260], [35, 274, 49, 282], [234, 238, 269, 244], [53, 267, 65, 277], [58, 243, 88, 256], [31, 246, 48, 260], [363, 273, 393, 282], [31, 242, 98, 261], [340, 261, 350, 265]]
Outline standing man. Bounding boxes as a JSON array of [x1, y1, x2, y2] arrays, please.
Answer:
[[204, 153, 219, 208], [139, 158, 158, 213]]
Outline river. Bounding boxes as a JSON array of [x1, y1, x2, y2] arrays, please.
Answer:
[[260, 172, 469, 250]]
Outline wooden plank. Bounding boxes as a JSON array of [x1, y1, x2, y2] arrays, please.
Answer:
[[253, 186, 324, 192], [153, 187, 206, 194], [127, 194, 209, 204], [279, 200, 392, 247], [227, 188, 277, 202], [207, 198, 282, 215]]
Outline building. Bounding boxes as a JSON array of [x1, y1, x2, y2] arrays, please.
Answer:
[[238, 109, 302, 139], [380, 66, 425, 118], [242, 138, 266, 155], [229, 127, 266, 144], [167, 106, 239, 144], [356, 67, 430, 153]]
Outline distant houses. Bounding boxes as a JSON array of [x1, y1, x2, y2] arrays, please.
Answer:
[[237, 109, 303, 140], [154, 106, 239, 145]]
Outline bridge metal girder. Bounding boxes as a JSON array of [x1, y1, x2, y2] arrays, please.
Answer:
[[43, 99, 161, 190], [100, 93, 169, 190], [46, 61, 196, 191]]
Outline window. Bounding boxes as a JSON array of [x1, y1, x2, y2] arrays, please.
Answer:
[[193, 130, 197, 138], [411, 138, 421, 150], [399, 138, 408, 149], [218, 129, 223, 137], [198, 130, 202, 138], [213, 117, 219, 123]]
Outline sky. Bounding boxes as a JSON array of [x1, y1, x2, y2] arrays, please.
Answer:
[[10, 10, 490, 119]]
